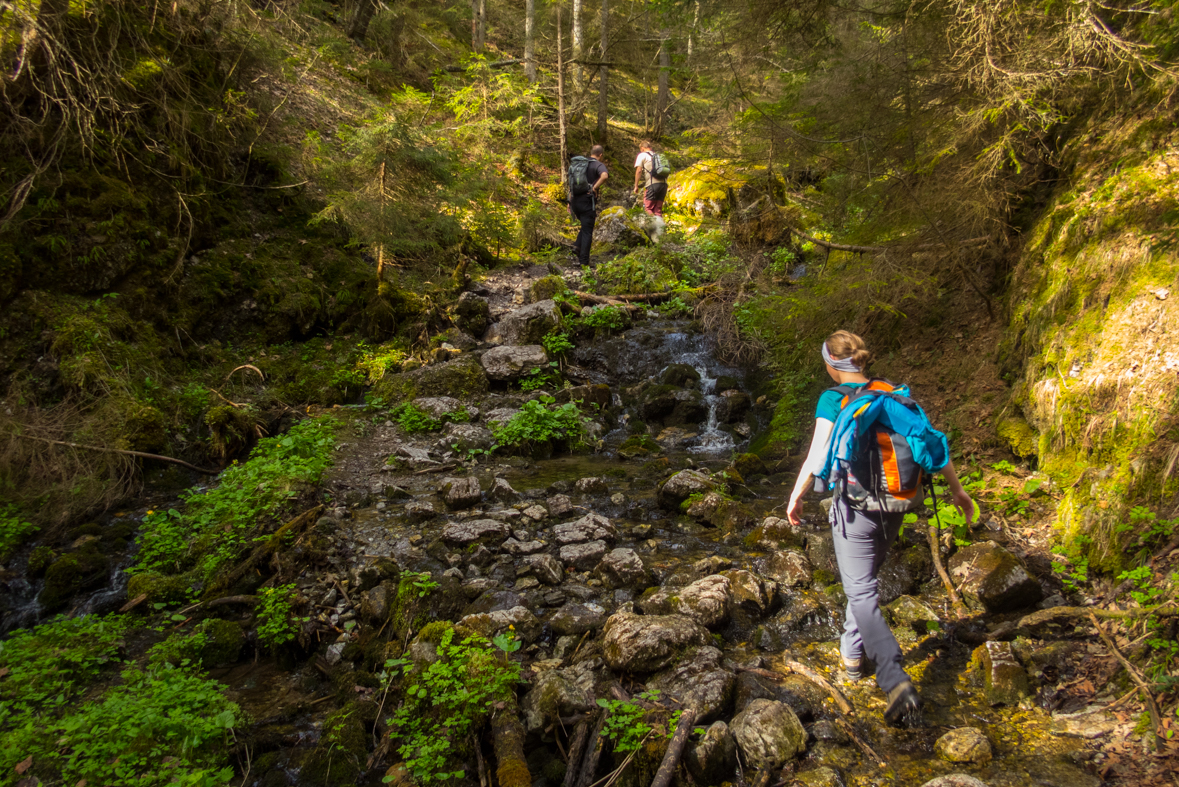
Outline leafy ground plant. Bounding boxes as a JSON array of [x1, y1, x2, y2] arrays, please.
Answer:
[[257, 583, 305, 648], [132, 416, 337, 581], [391, 402, 443, 433], [0, 505, 37, 563], [386, 629, 522, 785], [491, 396, 587, 452]]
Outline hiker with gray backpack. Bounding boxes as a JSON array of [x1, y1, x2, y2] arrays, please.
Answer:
[[633, 140, 671, 217], [567, 145, 609, 269], [785, 330, 975, 727]]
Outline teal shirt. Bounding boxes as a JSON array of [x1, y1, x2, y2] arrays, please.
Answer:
[[815, 382, 866, 422]]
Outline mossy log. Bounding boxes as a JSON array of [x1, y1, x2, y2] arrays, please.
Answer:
[[571, 286, 712, 308], [492, 693, 531, 787], [648, 707, 693, 787], [207, 504, 323, 595], [575, 710, 609, 787]]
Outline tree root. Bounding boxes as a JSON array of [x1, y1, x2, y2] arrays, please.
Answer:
[[492, 694, 531, 787], [19, 434, 219, 475], [1017, 603, 1179, 630], [574, 710, 609, 787], [649, 707, 694, 787], [208, 505, 323, 595], [928, 521, 969, 619], [781, 660, 853, 715], [1088, 612, 1165, 752]]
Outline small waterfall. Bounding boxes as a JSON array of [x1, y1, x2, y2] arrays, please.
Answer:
[[657, 329, 739, 455]]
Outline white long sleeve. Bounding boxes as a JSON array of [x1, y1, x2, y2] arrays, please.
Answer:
[[800, 418, 835, 480]]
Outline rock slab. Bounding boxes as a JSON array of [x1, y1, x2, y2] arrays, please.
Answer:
[[730, 698, 806, 769], [602, 611, 711, 673], [935, 727, 993, 764]]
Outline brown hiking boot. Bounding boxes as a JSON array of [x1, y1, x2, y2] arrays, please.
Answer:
[[883, 680, 922, 726]]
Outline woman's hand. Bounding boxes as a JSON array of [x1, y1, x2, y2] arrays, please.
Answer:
[[952, 489, 975, 524], [786, 488, 805, 526]]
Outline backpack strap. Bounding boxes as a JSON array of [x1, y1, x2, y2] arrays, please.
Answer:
[[826, 384, 859, 410]]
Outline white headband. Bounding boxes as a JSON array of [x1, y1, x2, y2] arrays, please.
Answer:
[[822, 342, 861, 373]]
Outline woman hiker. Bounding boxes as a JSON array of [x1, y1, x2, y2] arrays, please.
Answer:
[[785, 330, 975, 724]]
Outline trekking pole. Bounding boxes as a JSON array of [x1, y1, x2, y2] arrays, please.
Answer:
[[927, 483, 968, 618]]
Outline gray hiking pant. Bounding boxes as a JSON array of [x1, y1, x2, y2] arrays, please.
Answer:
[[829, 495, 908, 692]]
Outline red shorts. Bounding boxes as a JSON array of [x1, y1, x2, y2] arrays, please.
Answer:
[[643, 198, 664, 217]]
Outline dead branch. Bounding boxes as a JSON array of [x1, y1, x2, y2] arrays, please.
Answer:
[[574, 710, 609, 787], [833, 718, 886, 768], [928, 522, 969, 619], [208, 505, 323, 595], [780, 661, 853, 715], [1088, 612, 1165, 751], [226, 364, 266, 383], [563, 718, 592, 787], [649, 707, 694, 787], [18, 434, 219, 475], [1017, 603, 1179, 629], [787, 225, 990, 255], [443, 58, 522, 72]]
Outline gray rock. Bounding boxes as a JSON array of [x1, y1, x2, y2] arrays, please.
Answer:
[[716, 390, 751, 423], [522, 504, 549, 521], [497, 300, 562, 346], [595, 548, 648, 589], [459, 605, 541, 642], [462, 578, 499, 598], [404, 501, 437, 523], [324, 641, 347, 666], [972, 641, 1031, 705], [484, 407, 521, 426], [413, 396, 463, 418], [593, 209, 650, 248], [657, 470, 715, 510], [948, 542, 1043, 612], [359, 585, 390, 623], [521, 665, 595, 732], [482, 345, 549, 380], [553, 513, 616, 544], [502, 538, 546, 555], [686, 722, 737, 786], [761, 549, 812, 587], [489, 477, 520, 502], [444, 423, 495, 452], [935, 727, 993, 764], [647, 646, 735, 722], [730, 699, 806, 768], [575, 476, 610, 494], [441, 518, 511, 546], [456, 291, 491, 337], [560, 540, 609, 570], [639, 574, 732, 628], [523, 553, 564, 585], [549, 602, 607, 635], [601, 611, 711, 673], [793, 767, 844, 787], [747, 516, 798, 550], [885, 595, 941, 633], [919, 777, 989, 787], [441, 476, 483, 509], [547, 494, 574, 517]]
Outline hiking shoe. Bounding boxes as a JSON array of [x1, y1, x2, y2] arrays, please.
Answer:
[[842, 657, 863, 682], [883, 680, 922, 726]]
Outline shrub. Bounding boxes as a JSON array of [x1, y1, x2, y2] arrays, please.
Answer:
[[575, 305, 629, 332], [390, 402, 442, 433], [257, 584, 304, 649], [0, 505, 37, 563], [490, 397, 588, 451]]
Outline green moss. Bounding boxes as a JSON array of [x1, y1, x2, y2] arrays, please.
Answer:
[[529, 275, 568, 304], [619, 434, 661, 459], [39, 548, 110, 611], [301, 705, 369, 786], [373, 355, 489, 404], [997, 417, 1038, 458], [27, 546, 56, 577], [126, 570, 195, 604]]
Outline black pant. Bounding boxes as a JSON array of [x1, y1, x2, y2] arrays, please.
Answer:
[[570, 194, 596, 266]]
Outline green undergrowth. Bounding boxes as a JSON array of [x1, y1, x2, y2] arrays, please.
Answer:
[[489, 396, 589, 454], [132, 416, 337, 586], [0, 505, 37, 564], [0, 614, 239, 787]]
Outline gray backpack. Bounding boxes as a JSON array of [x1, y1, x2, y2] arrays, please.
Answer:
[[569, 156, 592, 196]]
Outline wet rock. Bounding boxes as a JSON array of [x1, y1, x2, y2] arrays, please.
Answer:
[[463, 578, 499, 598], [639, 384, 681, 421], [441, 518, 511, 546], [374, 355, 489, 402], [39, 548, 110, 611], [459, 605, 542, 642], [722, 569, 771, 616], [654, 427, 698, 449], [553, 513, 616, 544], [935, 727, 993, 764], [490, 477, 520, 502], [731, 453, 767, 477], [484, 407, 521, 426], [547, 494, 574, 517], [1049, 708, 1121, 739], [560, 540, 609, 570], [441, 476, 483, 509], [595, 548, 649, 589], [745, 516, 799, 551], [761, 549, 812, 587], [716, 390, 751, 423], [502, 538, 546, 555], [482, 345, 549, 380], [639, 575, 732, 628], [877, 546, 931, 604], [949, 542, 1042, 613], [657, 469, 715, 510], [556, 384, 612, 409], [730, 699, 806, 768], [803, 528, 839, 574], [456, 292, 492, 336], [733, 672, 819, 721], [666, 390, 708, 426], [575, 476, 610, 494], [549, 602, 607, 635], [405, 501, 437, 523], [659, 363, 701, 388], [359, 585, 391, 623], [523, 553, 564, 585], [686, 721, 737, 786], [972, 640, 1031, 705], [412, 396, 463, 418], [686, 491, 727, 520], [647, 646, 735, 722], [497, 300, 562, 346], [885, 595, 941, 634], [521, 665, 595, 732], [601, 611, 711, 673], [793, 767, 843, 787], [919, 777, 988, 787], [445, 423, 495, 452]]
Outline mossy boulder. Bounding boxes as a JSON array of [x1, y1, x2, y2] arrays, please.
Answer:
[[528, 275, 569, 304], [127, 570, 195, 604], [455, 292, 491, 337], [638, 384, 680, 421], [971, 641, 1031, 706], [997, 416, 1038, 458], [373, 355, 489, 404], [658, 363, 701, 388], [592, 207, 650, 249], [301, 705, 369, 786], [619, 434, 661, 459], [667, 160, 785, 218], [193, 618, 245, 665], [39, 548, 110, 611], [948, 542, 1042, 612], [731, 453, 767, 478], [27, 546, 56, 577]]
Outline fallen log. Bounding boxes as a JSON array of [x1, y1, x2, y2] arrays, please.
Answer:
[[444, 58, 522, 72], [1017, 602, 1179, 630], [649, 707, 694, 787], [786, 224, 990, 255], [571, 286, 712, 308], [574, 710, 609, 787], [492, 694, 532, 787], [19, 434, 219, 475], [208, 505, 323, 595], [562, 719, 591, 787]]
